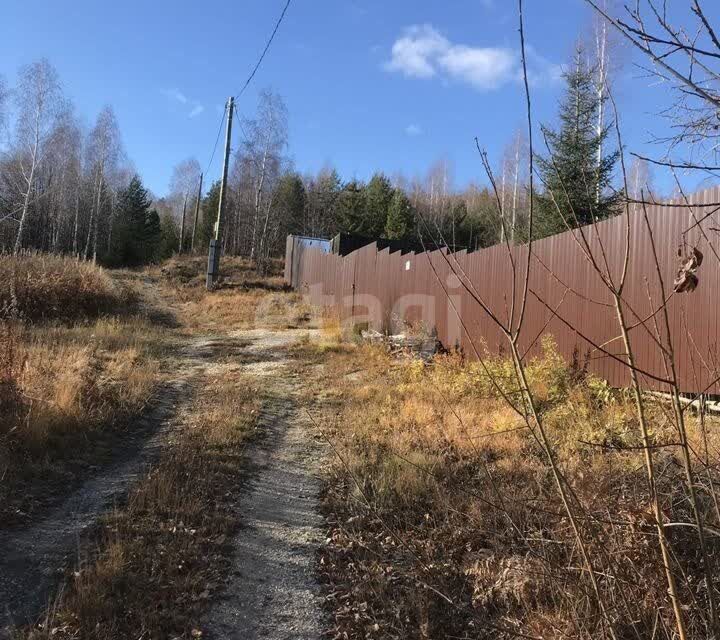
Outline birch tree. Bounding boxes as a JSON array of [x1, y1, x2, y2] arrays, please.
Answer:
[[44, 105, 82, 252], [238, 89, 288, 266], [627, 156, 652, 200], [303, 166, 340, 237], [587, 0, 622, 204], [168, 157, 201, 251], [508, 130, 528, 243], [12, 59, 62, 254], [0, 75, 8, 137], [426, 159, 452, 228], [84, 106, 121, 262], [586, 0, 720, 174]]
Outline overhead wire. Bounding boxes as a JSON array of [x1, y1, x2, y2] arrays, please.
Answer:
[[202, 103, 228, 179], [198, 0, 291, 194], [235, 0, 292, 100]]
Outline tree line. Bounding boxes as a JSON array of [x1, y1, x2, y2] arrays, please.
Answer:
[[0, 59, 185, 265], [176, 43, 650, 270], [0, 43, 651, 269]]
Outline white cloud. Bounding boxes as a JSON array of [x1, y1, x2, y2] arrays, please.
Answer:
[[161, 88, 188, 104], [439, 45, 515, 90], [188, 104, 205, 118], [522, 46, 563, 87], [161, 88, 205, 118], [405, 124, 423, 136], [385, 25, 448, 78], [385, 24, 559, 91]]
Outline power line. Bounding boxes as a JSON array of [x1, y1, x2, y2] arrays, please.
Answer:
[[233, 103, 250, 143], [197, 0, 290, 205], [235, 0, 292, 99], [203, 103, 228, 178]]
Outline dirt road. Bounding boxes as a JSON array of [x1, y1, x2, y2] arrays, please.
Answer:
[[0, 359, 195, 629], [205, 329, 325, 639], [0, 316, 327, 637]]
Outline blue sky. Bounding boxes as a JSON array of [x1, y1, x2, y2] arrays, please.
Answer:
[[2, 0, 717, 197]]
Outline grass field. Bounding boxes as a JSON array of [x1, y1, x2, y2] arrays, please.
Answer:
[[0, 254, 167, 526], [2, 252, 312, 638], [150, 254, 309, 331], [6, 251, 720, 639], [34, 370, 261, 639], [300, 335, 720, 639]]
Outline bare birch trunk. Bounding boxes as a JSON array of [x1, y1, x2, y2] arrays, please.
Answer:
[[510, 139, 520, 243], [14, 109, 41, 255], [72, 189, 80, 256], [499, 161, 507, 243], [595, 16, 607, 206], [250, 145, 269, 262]]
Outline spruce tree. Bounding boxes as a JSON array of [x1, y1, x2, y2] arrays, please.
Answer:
[[447, 200, 468, 249], [198, 180, 220, 249], [108, 175, 154, 266], [364, 173, 394, 237], [384, 190, 415, 240], [535, 47, 620, 239], [335, 180, 368, 234], [274, 173, 306, 235], [143, 209, 162, 262], [159, 211, 180, 260]]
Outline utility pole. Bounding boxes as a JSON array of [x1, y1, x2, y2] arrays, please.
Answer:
[[191, 172, 203, 253], [179, 192, 188, 254], [207, 97, 234, 289]]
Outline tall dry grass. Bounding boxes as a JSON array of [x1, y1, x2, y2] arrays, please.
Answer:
[[0, 255, 164, 526], [24, 370, 260, 639], [311, 339, 720, 639], [0, 253, 136, 322], [151, 254, 310, 331]]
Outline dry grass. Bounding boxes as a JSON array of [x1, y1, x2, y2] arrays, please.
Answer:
[[24, 369, 260, 640], [10, 254, 301, 637], [0, 255, 168, 527], [307, 338, 720, 639], [148, 254, 311, 332], [0, 251, 317, 638], [0, 253, 136, 322], [157, 254, 285, 291]]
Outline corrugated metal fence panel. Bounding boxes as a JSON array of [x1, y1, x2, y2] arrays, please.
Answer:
[[285, 186, 720, 393]]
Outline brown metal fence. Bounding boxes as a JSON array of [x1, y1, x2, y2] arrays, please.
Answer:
[[286, 186, 720, 394]]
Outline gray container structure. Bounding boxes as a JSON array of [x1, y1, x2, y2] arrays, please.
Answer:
[[284, 236, 332, 289]]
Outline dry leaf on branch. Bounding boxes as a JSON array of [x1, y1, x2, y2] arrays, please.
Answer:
[[673, 246, 703, 293]]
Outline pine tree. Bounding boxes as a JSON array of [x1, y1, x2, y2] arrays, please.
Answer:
[[364, 173, 394, 237], [314, 168, 341, 235], [535, 47, 620, 239], [384, 190, 415, 240]]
